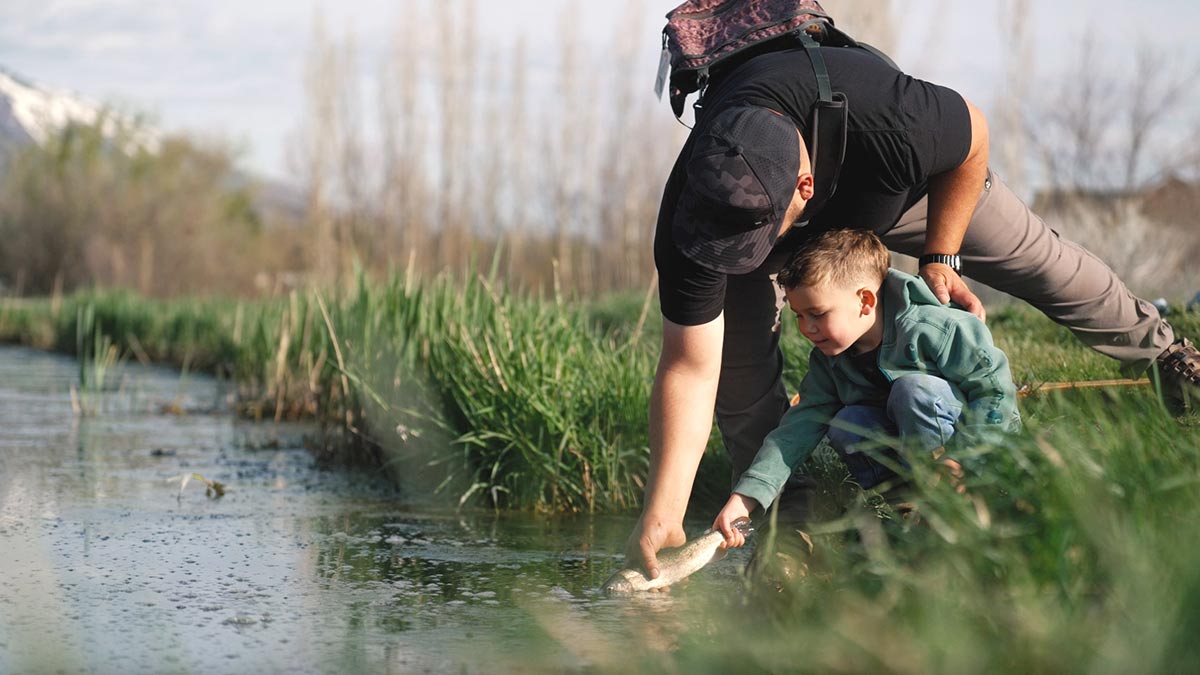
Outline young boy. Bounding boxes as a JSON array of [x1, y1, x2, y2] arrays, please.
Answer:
[[713, 229, 1021, 547]]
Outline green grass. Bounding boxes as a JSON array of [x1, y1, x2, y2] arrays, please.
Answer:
[[643, 390, 1200, 674], [1, 281, 1197, 517], [311, 270, 657, 512], [0, 273, 659, 512], [4, 281, 1200, 671], [71, 302, 130, 414]]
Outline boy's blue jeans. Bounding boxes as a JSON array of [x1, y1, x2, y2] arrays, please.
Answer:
[[825, 374, 963, 490]]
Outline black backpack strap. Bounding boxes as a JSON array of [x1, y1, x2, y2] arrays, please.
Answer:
[[804, 92, 848, 223], [796, 27, 832, 104], [855, 41, 900, 71], [795, 28, 847, 223]]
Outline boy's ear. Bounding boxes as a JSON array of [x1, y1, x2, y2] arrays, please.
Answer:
[[858, 287, 877, 314]]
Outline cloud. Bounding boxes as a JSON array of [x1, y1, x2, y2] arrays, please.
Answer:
[[4, 0, 1196, 181]]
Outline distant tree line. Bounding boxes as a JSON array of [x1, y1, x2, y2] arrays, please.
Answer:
[[0, 115, 307, 297], [288, 0, 682, 296]]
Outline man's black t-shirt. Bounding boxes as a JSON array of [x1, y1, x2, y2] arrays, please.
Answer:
[[655, 47, 971, 326]]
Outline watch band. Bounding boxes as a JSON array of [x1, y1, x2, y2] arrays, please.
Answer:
[[918, 253, 962, 274]]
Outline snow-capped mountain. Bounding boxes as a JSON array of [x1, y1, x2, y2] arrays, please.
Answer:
[[0, 66, 303, 222], [0, 67, 158, 172], [0, 68, 104, 144]]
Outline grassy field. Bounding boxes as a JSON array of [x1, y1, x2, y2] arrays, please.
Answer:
[[0, 272, 660, 511], [578, 384, 1200, 673], [0, 276, 1196, 516], [3, 278, 1200, 671]]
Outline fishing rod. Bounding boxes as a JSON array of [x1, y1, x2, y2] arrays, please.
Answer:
[[789, 378, 1153, 406], [1016, 378, 1151, 398]]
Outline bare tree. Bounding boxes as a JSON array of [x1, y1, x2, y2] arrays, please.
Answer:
[[504, 37, 530, 285], [1029, 33, 1200, 194], [993, 0, 1032, 198], [0, 118, 269, 296], [378, 0, 429, 270], [1028, 33, 1121, 193], [434, 0, 462, 268], [477, 44, 504, 249], [1124, 45, 1199, 189], [335, 30, 370, 271], [291, 11, 340, 283], [547, 0, 585, 292], [280, 1, 716, 294], [1027, 34, 1200, 297]]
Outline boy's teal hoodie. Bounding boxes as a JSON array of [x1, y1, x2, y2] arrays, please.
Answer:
[[734, 269, 1021, 510]]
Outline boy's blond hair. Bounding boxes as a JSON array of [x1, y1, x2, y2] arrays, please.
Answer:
[[777, 229, 890, 291]]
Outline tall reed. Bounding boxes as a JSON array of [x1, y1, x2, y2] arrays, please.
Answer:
[[2, 281, 1197, 516], [313, 267, 658, 512]]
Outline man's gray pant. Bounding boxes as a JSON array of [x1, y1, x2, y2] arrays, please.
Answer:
[[716, 169, 1175, 479]]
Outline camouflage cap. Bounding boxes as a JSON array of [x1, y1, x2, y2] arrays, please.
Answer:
[[673, 105, 802, 274]]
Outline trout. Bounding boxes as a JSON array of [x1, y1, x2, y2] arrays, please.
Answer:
[[601, 517, 752, 594]]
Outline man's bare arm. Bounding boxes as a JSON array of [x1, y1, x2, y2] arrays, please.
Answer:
[[624, 313, 724, 579], [922, 97, 990, 321]]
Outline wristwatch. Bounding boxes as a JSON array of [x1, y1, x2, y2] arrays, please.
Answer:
[[918, 253, 962, 275]]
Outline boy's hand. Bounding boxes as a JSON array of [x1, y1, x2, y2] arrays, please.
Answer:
[[712, 493, 756, 549], [931, 447, 967, 494]]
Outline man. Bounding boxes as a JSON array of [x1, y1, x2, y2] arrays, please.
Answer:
[[625, 45, 1200, 581]]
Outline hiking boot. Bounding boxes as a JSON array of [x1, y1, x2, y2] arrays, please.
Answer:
[[1155, 338, 1200, 414]]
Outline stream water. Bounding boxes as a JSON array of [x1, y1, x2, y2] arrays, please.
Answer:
[[0, 345, 747, 674]]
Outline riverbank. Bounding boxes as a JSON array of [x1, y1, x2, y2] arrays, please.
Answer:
[[2, 275, 1197, 515], [5, 281, 1200, 671], [0, 273, 666, 512]]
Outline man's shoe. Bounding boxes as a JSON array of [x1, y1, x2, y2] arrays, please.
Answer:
[[1155, 338, 1200, 414]]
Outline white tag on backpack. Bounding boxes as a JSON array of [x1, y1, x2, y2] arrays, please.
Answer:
[[654, 45, 670, 100]]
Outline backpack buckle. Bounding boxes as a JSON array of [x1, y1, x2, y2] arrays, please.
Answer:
[[692, 71, 710, 115]]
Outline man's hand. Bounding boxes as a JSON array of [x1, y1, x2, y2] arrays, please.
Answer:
[[922, 97, 988, 322], [623, 316, 722, 587], [712, 493, 756, 549], [623, 514, 686, 582], [920, 263, 986, 322]]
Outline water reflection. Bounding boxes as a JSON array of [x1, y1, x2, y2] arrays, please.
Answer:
[[0, 346, 747, 673]]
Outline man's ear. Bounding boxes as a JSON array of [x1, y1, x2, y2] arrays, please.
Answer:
[[797, 172, 814, 201], [858, 287, 877, 315]]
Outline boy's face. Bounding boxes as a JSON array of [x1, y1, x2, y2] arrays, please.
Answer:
[[785, 281, 878, 357]]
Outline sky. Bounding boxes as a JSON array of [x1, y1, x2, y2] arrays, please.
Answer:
[[2, 0, 1198, 182]]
